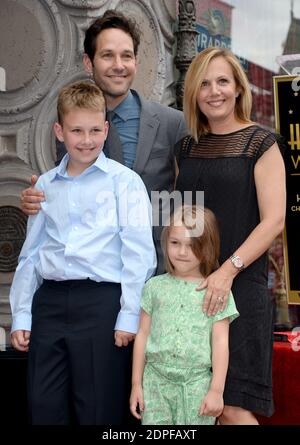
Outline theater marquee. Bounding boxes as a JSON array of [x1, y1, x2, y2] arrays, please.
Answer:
[[274, 75, 300, 304]]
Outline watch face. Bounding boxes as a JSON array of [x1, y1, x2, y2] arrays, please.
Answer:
[[234, 257, 243, 268]]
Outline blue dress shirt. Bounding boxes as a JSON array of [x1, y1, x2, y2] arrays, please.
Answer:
[[10, 152, 156, 334], [110, 90, 141, 169]]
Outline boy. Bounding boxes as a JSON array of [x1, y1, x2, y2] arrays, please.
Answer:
[[9, 81, 156, 425], [20, 10, 187, 274]]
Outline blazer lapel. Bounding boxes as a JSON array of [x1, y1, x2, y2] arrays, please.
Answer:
[[104, 120, 124, 164], [133, 96, 159, 174]]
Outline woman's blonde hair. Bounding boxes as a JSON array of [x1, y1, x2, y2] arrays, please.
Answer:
[[57, 81, 105, 125], [183, 47, 252, 141], [161, 205, 220, 278]]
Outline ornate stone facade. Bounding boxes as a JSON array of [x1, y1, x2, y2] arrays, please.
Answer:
[[175, 0, 198, 110], [0, 0, 178, 342]]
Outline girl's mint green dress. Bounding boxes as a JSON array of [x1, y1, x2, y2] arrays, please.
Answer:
[[141, 273, 239, 425]]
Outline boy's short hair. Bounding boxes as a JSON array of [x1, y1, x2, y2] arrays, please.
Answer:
[[57, 81, 105, 125], [161, 205, 220, 278], [84, 10, 141, 61]]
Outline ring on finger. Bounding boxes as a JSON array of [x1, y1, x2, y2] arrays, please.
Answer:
[[217, 296, 224, 303]]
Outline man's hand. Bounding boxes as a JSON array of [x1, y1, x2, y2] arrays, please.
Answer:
[[21, 175, 44, 216], [114, 330, 135, 347], [11, 330, 31, 352]]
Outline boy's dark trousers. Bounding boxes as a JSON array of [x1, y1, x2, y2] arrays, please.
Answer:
[[27, 279, 132, 425]]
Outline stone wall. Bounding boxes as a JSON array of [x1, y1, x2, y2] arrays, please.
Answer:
[[0, 0, 178, 342]]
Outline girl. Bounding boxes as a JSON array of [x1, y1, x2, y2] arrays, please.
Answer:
[[130, 205, 239, 425]]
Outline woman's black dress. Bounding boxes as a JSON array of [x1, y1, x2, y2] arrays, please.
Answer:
[[176, 125, 276, 416]]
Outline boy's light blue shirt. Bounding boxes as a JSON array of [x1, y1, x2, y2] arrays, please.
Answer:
[[9, 151, 156, 334]]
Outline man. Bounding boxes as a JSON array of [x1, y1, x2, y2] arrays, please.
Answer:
[[22, 10, 187, 274]]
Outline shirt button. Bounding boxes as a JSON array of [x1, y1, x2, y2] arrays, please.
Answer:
[[68, 263, 72, 267], [180, 304, 184, 308], [72, 203, 76, 207], [74, 226, 79, 231]]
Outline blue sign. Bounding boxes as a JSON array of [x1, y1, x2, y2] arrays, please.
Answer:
[[196, 24, 248, 72], [196, 24, 231, 51]]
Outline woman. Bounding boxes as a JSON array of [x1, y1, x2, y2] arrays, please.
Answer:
[[176, 47, 286, 424]]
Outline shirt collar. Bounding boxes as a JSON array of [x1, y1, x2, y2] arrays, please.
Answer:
[[49, 150, 109, 182], [111, 90, 140, 121]]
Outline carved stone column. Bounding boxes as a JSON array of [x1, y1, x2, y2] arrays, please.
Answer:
[[175, 0, 198, 110]]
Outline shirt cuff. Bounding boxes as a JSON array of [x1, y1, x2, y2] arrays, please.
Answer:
[[11, 314, 32, 334], [114, 311, 140, 334]]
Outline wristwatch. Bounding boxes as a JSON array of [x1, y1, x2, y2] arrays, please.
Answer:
[[230, 255, 244, 271]]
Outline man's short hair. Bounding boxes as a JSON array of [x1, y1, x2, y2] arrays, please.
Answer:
[[84, 10, 141, 61]]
